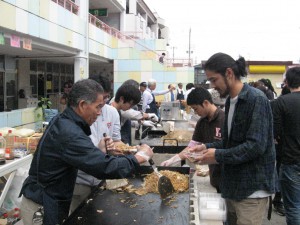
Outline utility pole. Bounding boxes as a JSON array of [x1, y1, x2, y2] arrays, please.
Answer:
[[188, 27, 191, 66], [172, 46, 176, 63]]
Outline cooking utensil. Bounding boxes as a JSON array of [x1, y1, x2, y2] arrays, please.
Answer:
[[103, 133, 108, 152], [148, 158, 175, 199]]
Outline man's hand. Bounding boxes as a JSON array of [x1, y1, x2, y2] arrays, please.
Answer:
[[135, 144, 154, 163], [194, 148, 217, 165], [161, 154, 182, 166], [188, 143, 207, 153], [98, 136, 115, 153], [147, 113, 159, 122], [142, 120, 156, 127]]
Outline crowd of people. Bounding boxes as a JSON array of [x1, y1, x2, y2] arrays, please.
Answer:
[[18, 52, 299, 225]]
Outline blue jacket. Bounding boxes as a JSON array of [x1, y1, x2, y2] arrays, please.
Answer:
[[206, 84, 276, 200], [20, 107, 140, 225]]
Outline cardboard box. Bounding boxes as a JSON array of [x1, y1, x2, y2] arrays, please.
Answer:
[[14, 133, 42, 153]]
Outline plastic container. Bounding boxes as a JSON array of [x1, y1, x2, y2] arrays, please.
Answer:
[[5, 130, 15, 160], [198, 192, 227, 221], [0, 133, 6, 165]]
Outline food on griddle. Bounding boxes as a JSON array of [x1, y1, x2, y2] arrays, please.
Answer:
[[162, 130, 193, 145], [114, 143, 137, 153], [135, 170, 189, 195], [106, 179, 129, 190]]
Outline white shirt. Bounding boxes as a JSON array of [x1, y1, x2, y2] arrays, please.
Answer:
[[142, 88, 171, 111], [121, 108, 143, 122], [184, 87, 195, 100], [142, 89, 153, 112], [90, 104, 121, 143], [164, 91, 176, 102], [227, 96, 238, 137]]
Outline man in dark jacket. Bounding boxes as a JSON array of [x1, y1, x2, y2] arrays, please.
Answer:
[[272, 67, 300, 225], [190, 53, 276, 225], [20, 79, 153, 225]]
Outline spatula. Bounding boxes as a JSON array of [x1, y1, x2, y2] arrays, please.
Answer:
[[149, 158, 175, 199]]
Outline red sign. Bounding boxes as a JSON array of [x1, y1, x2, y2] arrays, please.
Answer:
[[10, 35, 21, 48]]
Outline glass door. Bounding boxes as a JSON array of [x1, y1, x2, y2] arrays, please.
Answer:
[[6, 72, 17, 110], [0, 72, 4, 112]]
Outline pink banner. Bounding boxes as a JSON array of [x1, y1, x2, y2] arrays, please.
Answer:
[[10, 35, 20, 48], [23, 38, 32, 50]]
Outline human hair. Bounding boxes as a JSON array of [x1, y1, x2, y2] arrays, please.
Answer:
[[89, 74, 111, 93], [281, 85, 291, 95], [162, 53, 165, 56], [140, 82, 147, 88], [148, 79, 156, 88], [186, 83, 194, 90], [259, 78, 277, 95], [68, 79, 104, 108], [255, 85, 268, 96], [252, 81, 264, 88], [115, 84, 141, 105], [187, 87, 213, 106], [122, 79, 139, 89], [204, 52, 247, 80], [178, 83, 183, 87], [286, 67, 300, 89]]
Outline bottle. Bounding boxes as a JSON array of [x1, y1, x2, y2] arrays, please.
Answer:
[[5, 130, 14, 148], [0, 133, 6, 165], [5, 148, 13, 160], [5, 130, 14, 160]]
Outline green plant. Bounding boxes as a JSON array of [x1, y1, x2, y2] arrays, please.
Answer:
[[35, 97, 52, 120]]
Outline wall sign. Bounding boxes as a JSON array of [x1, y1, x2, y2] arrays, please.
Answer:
[[0, 33, 4, 45], [10, 35, 21, 48], [23, 38, 32, 50]]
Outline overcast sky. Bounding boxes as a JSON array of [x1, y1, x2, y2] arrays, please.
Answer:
[[144, 0, 300, 64]]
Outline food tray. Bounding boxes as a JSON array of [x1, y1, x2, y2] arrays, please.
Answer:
[[64, 167, 192, 225]]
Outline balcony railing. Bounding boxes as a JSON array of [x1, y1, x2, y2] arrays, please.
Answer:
[[88, 14, 193, 67], [89, 14, 127, 40], [51, 0, 79, 15], [166, 58, 194, 67]]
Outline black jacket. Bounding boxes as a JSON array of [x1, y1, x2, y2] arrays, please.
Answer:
[[20, 107, 140, 225], [272, 92, 300, 164]]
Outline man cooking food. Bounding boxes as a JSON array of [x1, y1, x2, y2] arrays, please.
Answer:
[[161, 87, 225, 192], [19, 79, 153, 225]]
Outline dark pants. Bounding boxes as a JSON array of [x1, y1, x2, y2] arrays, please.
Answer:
[[280, 163, 300, 225]]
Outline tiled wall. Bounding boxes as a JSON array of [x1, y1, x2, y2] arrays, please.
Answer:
[[1, 0, 85, 49], [114, 58, 194, 98], [0, 0, 195, 118], [0, 108, 40, 130]]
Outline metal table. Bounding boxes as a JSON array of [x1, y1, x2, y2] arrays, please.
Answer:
[[0, 154, 32, 206], [64, 166, 192, 225]]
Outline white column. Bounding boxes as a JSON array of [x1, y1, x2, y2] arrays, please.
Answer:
[[74, 0, 89, 81], [120, 11, 126, 32], [129, 0, 137, 14]]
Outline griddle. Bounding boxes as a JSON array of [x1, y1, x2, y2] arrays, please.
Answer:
[[64, 166, 191, 225], [140, 130, 190, 147], [140, 130, 187, 166]]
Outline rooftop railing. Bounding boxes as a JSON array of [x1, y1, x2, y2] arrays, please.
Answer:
[[51, 0, 79, 15], [89, 14, 193, 67]]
